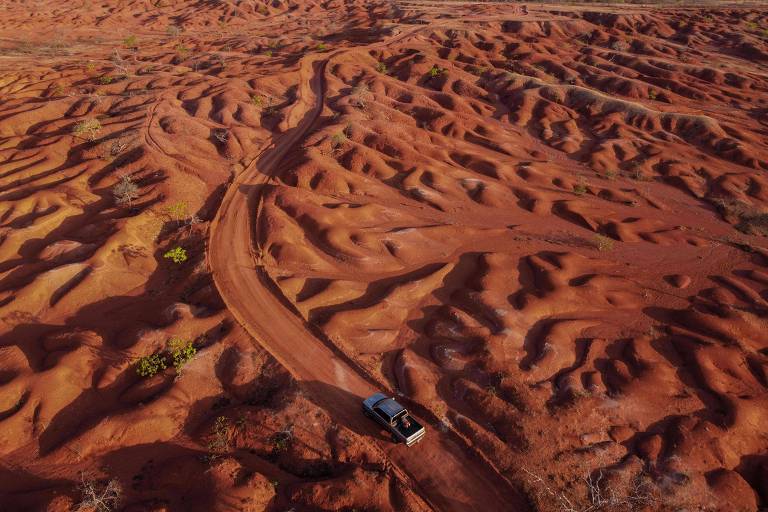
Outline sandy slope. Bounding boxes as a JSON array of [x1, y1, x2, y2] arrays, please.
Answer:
[[1, 0, 768, 511]]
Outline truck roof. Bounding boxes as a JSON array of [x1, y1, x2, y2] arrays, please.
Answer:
[[374, 397, 406, 419]]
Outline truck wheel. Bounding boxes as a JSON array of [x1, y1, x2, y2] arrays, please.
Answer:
[[362, 408, 372, 418]]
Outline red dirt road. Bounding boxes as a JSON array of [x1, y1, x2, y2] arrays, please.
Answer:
[[208, 53, 529, 512]]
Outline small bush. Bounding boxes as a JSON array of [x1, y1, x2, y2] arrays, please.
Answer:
[[166, 25, 182, 37], [75, 474, 122, 512], [50, 83, 66, 97], [72, 118, 102, 141], [136, 353, 167, 377], [175, 43, 190, 58], [98, 75, 113, 85], [208, 415, 231, 453], [168, 337, 196, 371], [594, 234, 615, 251], [123, 35, 138, 48], [428, 65, 445, 78], [213, 129, 229, 143], [376, 62, 387, 74], [264, 49, 273, 57], [113, 175, 139, 206], [714, 198, 768, 236], [350, 83, 370, 109], [163, 246, 188, 263], [316, 43, 328, 52], [331, 124, 352, 149], [648, 89, 657, 100], [271, 428, 293, 452], [165, 200, 188, 223], [574, 177, 588, 195]]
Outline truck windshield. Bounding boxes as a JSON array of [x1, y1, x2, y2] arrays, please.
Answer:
[[374, 408, 392, 423]]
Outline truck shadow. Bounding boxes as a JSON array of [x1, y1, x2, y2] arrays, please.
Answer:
[[299, 379, 394, 445]]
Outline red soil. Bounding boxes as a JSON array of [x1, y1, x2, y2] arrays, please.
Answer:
[[1, 1, 768, 511]]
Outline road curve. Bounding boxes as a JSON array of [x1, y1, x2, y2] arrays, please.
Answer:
[[208, 52, 529, 512]]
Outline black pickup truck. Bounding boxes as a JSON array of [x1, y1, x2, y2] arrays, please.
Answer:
[[362, 393, 426, 446]]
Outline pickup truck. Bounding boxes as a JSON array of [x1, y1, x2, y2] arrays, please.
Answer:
[[362, 393, 426, 446]]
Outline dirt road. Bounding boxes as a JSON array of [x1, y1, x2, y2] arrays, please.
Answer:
[[208, 51, 529, 512]]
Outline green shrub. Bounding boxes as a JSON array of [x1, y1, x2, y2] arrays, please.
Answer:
[[98, 75, 113, 85], [376, 62, 387, 74], [163, 246, 188, 263], [648, 89, 657, 100], [428, 65, 444, 78], [316, 43, 327, 52], [136, 353, 167, 377], [72, 118, 102, 141], [168, 337, 196, 370], [123, 35, 138, 48], [165, 200, 188, 223]]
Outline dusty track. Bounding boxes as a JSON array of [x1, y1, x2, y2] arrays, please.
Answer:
[[208, 45, 529, 512]]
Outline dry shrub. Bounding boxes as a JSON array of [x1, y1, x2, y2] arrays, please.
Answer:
[[714, 198, 768, 236], [75, 474, 122, 512]]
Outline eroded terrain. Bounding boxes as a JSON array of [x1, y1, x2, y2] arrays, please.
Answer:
[[1, 1, 767, 510]]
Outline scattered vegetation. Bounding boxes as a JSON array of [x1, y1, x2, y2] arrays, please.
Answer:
[[98, 75, 113, 85], [213, 128, 229, 143], [271, 427, 293, 453], [168, 337, 196, 371], [593, 234, 615, 251], [163, 246, 188, 263], [72, 118, 102, 141], [207, 415, 231, 453], [524, 466, 656, 512], [49, 83, 66, 97], [648, 89, 657, 100], [123, 35, 138, 48], [714, 198, 768, 236], [428, 64, 445, 78], [113, 175, 140, 207], [350, 83, 370, 109], [175, 43, 190, 58], [75, 473, 122, 512], [316, 42, 328, 52], [574, 177, 588, 195], [251, 94, 264, 107], [102, 136, 132, 161], [135, 353, 167, 378], [166, 25, 182, 38], [331, 124, 352, 149], [165, 200, 189, 224], [264, 49, 273, 57], [136, 337, 196, 378], [376, 62, 388, 74]]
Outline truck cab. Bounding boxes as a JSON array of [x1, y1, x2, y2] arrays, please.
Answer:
[[362, 393, 426, 446]]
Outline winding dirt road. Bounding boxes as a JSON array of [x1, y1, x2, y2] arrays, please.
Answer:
[[208, 49, 529, 512]]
